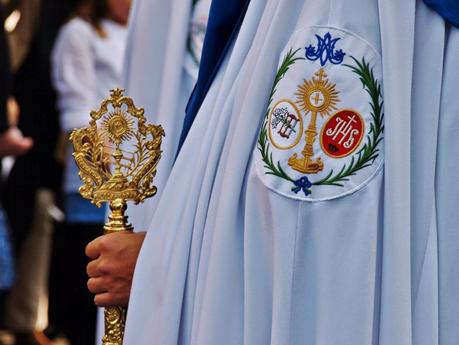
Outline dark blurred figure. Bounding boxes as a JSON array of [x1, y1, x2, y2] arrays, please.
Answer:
[[0, 0, 35, 331], [0, 3, 33, 156], [0, 1, 78, 344], [0, 5, 10, 138], [0, 5, 33, 338]]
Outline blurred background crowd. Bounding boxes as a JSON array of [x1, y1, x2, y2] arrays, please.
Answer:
[[0, 0, 131, 344]]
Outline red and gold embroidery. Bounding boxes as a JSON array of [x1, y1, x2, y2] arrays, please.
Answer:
[[320, 109, 365, 158]]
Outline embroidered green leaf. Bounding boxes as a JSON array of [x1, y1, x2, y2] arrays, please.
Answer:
[[313, 57, 384, 187], [257, 48, 304, 182]]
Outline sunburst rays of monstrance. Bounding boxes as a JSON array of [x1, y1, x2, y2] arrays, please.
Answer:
[[70, 88, 164, 345], [289, 68, 340, 174]]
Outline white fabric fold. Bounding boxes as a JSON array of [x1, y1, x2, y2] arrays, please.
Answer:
[[123, 0, 458, 344], [122, 0, 194, 230]]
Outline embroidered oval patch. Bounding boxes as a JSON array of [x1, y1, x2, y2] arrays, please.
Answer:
[[268, 100, 304, 150], [320, 109, 365, 158], [255, 27, 384, 201]]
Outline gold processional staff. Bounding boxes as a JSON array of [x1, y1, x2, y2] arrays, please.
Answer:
[[70, 88, 164, 345]]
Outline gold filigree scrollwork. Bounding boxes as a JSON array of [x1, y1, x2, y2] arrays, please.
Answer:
[[70, 88, 165, 208], [102, 306, 126, 345], [70, 88, 165, 345]]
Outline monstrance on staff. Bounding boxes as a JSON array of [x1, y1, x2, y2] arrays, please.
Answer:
[[70, 88, 164, 345]]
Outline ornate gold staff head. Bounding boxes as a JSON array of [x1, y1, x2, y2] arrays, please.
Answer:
[[70, 89, 164, 345], [70, 88, 164, 231]]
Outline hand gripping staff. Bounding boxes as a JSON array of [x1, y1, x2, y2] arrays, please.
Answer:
[[70, 88, 164, 345]]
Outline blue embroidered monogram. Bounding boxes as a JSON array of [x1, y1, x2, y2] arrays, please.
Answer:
[[305, 32, 346, 66]]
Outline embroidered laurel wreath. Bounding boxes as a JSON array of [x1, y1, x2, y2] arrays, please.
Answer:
[[257, 48, 384, 196]]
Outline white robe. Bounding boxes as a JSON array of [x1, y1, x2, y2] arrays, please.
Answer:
[[124, 0, 458, 344], [97, 0, 211, 343], [122, 0, 211, 230]]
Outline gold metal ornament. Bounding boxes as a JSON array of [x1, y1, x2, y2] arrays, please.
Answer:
[[70, 88, 164, 345], [288, 68, 340, 174]]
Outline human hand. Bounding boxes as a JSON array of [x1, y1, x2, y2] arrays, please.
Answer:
[[86, 231, 146, 307], [0, 127, 33, 156]]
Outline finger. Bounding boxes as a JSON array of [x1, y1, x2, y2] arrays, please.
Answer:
[[86, 236, 104, 259], [86, 259, 101, 277], [87, 277, 108, 294], [94, 292, 129, 308]]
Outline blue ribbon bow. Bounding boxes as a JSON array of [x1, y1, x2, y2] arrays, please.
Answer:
[[292, 177, 313, 196]]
